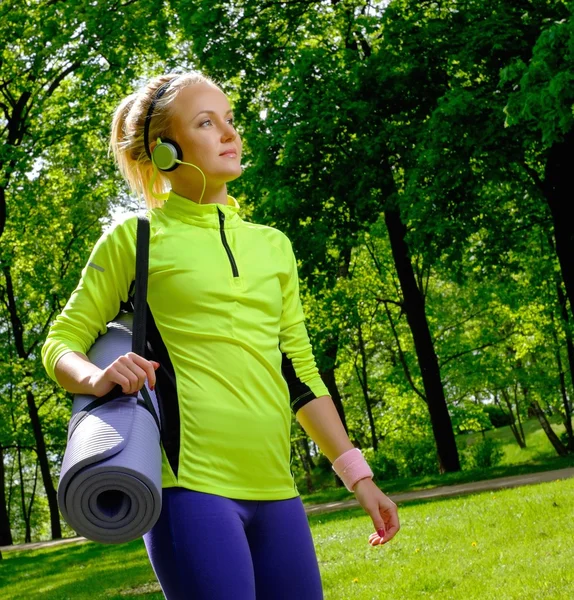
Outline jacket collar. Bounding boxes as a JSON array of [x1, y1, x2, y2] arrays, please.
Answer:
[[161, 190, 241, 229]]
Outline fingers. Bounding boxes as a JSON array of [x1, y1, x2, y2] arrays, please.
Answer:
[[129, 353, 159, 390], [368, 531, 383, 546], [381, 503, 400, 543], [367, 509, 387, 546], [368, 499, 400, 547], [106, 353, 158, 394]]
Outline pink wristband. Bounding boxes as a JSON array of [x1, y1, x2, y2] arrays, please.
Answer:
[[332, 448, 374, 492]]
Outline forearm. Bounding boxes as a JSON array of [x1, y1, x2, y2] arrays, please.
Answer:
[[295, 395, 354, 462], [297, 397, 399, 545], [54, 351, 101, 395]]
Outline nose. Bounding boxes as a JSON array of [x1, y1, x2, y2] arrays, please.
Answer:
[[221, 122, 236, 143]]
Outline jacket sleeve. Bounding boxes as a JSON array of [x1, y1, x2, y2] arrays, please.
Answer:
[[278, 235, 330, 413], [41, 216, 137, 384]]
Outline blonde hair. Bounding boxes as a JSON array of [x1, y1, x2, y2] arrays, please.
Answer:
[[110, 72, 218, 208]]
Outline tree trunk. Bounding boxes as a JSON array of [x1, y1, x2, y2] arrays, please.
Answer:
[[551, 317, 574, 449], [355, 321, 378, 451], [513, 383, 527, 447], [0, 446, 13, 547], [556, 281, 574, 448], [26, 391, 61, 540], [2, 263, 62, 540], [320, 340, 348, 432], [17, 444, 32, 543], [545, 129, 574, 321], [0, 185, 6, 241], [499, 389, 526, 448], [292, 439, 314, 493], [296, 440, 314, 493], [300, 433, 315, 469], [384, 201, 460, 472], [529, 396, 569, 457]]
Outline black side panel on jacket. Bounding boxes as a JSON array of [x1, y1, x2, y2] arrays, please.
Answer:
[[145, 304, 180, 478], [281, 352, 316, 413]]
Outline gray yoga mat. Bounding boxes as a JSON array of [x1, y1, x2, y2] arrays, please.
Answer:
[[58, 313, 162, 544]]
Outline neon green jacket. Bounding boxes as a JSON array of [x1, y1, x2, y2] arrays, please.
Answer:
[[42, 191, 329, 500]]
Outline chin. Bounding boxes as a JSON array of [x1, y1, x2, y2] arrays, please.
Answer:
[[223, 169, 243, 183]]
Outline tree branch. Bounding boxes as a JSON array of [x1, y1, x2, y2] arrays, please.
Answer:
[[439, 334, 513, 369], [383, 300, 426, 401], [433, 307, 490, 342]]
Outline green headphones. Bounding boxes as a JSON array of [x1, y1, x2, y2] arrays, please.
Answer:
[[143, 80, 183, 171], [143, 79, 207, 203]]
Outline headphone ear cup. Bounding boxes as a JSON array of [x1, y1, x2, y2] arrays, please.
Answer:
[[152, 138, 183, 172]]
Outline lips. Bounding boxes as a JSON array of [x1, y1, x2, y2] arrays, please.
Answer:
[[220, 149, 237, 157]]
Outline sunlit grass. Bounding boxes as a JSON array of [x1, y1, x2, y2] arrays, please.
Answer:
[[461, 416, 569, 465], [313, 477, 574, 599], [2, 479, 573, 599], [0, 540, 163, 600]]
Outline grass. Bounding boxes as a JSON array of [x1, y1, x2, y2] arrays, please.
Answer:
[[313, 477, 574, 599], [0, 539, 163, 600], [300, 417, 574, 506], [460, 416, 568, 465], [1, 478, 573, 599]]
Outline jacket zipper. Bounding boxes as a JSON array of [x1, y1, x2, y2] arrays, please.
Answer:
[[217, 208, 239, 278]]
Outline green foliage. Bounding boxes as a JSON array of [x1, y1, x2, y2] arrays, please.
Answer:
[[460, 437, 505, 470], [503, 2, 574, 144], [484, 404, 514, 428], [372, 436, 440, 480], [367, 448, 400, 481], [450, 402, 493, 434], [4, 0, 574, 541], [0, 0, 177, 543]]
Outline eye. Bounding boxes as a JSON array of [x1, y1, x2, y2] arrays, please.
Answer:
[[226, 117, 235, 127], [200, 119, 212, 127]]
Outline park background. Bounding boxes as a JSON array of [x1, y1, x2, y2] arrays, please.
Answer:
[[1, 0, 574, 597]]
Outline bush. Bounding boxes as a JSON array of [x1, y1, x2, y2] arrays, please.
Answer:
[[394, 437, 440, 477], [484, 404, 513, 429], [372, 437, 439, 480], [461, 437, 504, 470], [370, 450, 400, 481]]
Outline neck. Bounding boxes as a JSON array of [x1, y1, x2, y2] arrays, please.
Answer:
[[171, 181, 228, 206]]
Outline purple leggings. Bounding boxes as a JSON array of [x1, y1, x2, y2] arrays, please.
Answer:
[[143, 488, 324, 600]]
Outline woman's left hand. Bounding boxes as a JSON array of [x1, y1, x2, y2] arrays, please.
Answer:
[[353, 478, 400, 546]]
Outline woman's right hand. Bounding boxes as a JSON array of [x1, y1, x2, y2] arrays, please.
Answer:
[[88, 353, 160, 397]]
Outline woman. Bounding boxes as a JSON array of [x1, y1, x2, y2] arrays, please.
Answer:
[[42, 72, 399, 600]]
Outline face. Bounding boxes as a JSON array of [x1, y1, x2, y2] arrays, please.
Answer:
[[167, 82, 242, 187]]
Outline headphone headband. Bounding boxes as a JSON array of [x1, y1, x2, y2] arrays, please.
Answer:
[[143, 80, 175, 160]]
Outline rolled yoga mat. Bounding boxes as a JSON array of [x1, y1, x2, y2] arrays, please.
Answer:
[[58, 313, 162, 544]]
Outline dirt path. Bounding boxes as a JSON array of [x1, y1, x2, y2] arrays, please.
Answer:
[[3, 466, 574, 553]]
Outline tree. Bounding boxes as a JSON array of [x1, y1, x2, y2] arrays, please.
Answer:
[[0, 0, 171, 541], [503, 4, 574, 317], [175, 0, 464, 471]]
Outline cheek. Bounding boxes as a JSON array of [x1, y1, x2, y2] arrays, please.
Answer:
[[181, 135, 209, 162]]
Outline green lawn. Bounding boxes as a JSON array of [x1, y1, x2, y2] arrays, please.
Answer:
[[1, 478, 573, 599], [314, 477, 574, 599], [460, 416, 569, 465]]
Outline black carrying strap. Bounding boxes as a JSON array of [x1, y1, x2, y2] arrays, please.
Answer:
[[133, 215, 161, 432], [68, 215, 159, 441], [133, 215, 150, 357]]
